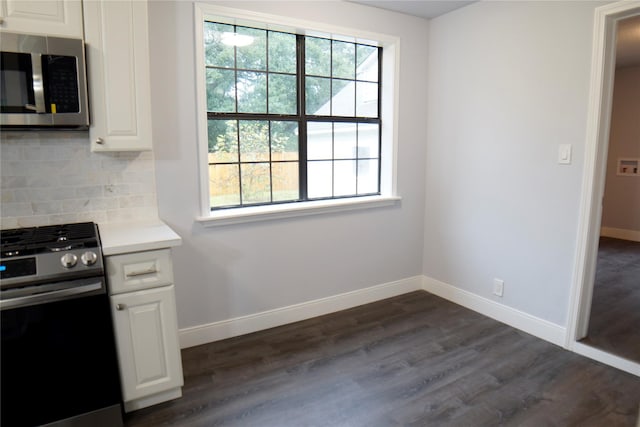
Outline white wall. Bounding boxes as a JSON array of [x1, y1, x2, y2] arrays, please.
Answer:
[[424, 1, 609, 326], [601, 65, 640, 234], [148, 1, 429, 330]]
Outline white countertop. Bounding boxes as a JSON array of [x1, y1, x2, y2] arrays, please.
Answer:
[[98, 219, 182, 256]]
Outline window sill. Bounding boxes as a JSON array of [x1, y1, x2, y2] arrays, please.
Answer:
[[196, 195, 401, 227]]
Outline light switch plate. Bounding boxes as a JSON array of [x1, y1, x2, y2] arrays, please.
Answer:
[[558, 144, 572, 164]]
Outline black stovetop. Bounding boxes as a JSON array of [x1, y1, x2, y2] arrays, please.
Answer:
[[1, 222, 99, 258]]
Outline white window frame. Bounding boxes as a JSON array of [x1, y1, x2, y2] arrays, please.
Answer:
[[193, 3, 401, 226]]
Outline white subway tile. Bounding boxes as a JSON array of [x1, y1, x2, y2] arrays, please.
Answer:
[[1, 218, 20, 229], [75, 185, 104, 199], [1, 190, 14, 203], [1, 136, 158, 225], [31, 201, 63, 215], [1, 202, 32, 217], [16, 216, 51, 227]]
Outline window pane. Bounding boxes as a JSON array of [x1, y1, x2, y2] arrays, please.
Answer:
[[204, 22, 235, 68], [357, 159, 379, 194], [307, 122, 332, 160], [206, 68, 235, 113], [357, 45, 378, 82], [331, 80, 355, 117], [305, 37, 330, 76], [357, 123, 379, 158], [271, 121, 298, 161], [237, 71, 266, 113], [272, 162, 299, 202], [307, 161, 332, 198], [356, 81, 378, 117], [236, 27, 267, 71], [241, 163, 271, 204], [239, 121, 269, 162], [306, 76, 331, 115], [203, 23, 382, 211], [334, 160, 356, 197], [208, 119, 238, 163], [210, 164, 240, 208], [332, 41, 355, 79], [334, 122, 357, 159], [268, 74, 297, 114], [269, 32, 296, 73]]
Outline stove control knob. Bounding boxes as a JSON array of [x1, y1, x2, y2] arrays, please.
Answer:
[[61, 253, 78, 268], [81, 251, 98, 266]]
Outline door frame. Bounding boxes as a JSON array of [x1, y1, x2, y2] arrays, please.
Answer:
[[566, 1, 640, 376]]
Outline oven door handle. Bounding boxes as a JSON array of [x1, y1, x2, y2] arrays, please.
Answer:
[[0, 281, 104, 310]]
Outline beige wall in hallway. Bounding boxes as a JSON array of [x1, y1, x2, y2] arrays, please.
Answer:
[[601, 65, 640, 233]]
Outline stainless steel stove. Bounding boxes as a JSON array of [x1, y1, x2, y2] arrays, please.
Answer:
[[1, 222, 123, 427], [1, 222, 103, 294]]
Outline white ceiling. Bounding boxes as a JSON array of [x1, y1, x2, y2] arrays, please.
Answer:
[[348, 1, 476, 19], [351, 2, 640, 67], [617, 15, 640, 67]]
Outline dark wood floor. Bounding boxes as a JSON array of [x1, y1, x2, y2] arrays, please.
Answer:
[[125, 291, 640, 427], [584, 237, 640, 362]]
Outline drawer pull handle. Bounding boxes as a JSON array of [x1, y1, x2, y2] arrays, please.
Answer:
[[125, 268, 158, 278], [116, 303, 126, 311]]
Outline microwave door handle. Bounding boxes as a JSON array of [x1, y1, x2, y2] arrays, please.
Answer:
[[30, 53, 46, 114]]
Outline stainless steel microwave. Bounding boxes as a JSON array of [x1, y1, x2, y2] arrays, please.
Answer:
[[0, 32, 89, 129]]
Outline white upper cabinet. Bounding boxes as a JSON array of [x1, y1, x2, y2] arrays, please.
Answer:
[[83, 0, 153, 151], [0, 0, 83, 38]]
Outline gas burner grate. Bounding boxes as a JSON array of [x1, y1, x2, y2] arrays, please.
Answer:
[[1, 222, 98, 257]]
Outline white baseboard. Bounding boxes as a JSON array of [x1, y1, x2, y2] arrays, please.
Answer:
[[421, 276, 567, 347], [600, 227, 640, 242], [571, 341, 640, 377], [179, 276, 423, 349]]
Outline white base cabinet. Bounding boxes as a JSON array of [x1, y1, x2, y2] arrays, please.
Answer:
[[106, 249, 183, 412], [111, 285, 182, 406]]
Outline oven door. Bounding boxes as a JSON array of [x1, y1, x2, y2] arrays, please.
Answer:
[[1, 278, 122, 427]]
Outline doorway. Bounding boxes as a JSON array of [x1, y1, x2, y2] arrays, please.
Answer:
[[567, 1, 640, 376]]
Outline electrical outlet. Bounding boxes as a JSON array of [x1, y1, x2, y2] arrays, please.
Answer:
[[493, 278, 504, 297]]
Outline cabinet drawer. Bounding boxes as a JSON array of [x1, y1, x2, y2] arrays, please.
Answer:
[[106, 249, 173, 294]]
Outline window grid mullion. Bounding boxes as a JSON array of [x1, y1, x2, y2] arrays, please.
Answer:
[[331, 122, 335, 197], [236, 119, 243, 206], [268, 121, 274, 203], [297, 34, 308, 201], [355, 123, 359, 195], [377, 47, 383, 194], [266, 32, 270, 115], [233, 26, 239, 115]]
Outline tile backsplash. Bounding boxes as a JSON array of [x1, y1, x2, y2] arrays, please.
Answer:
[[1, 132, 158, 229]]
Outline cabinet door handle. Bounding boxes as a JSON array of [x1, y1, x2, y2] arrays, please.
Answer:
[[116, 303, 126, 311], [95, 137, 104, 145], [125, 268, 158, 278]]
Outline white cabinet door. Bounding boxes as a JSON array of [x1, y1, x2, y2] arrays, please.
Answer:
[[111, 285, 183, 402], [83, 0, 153, 151], [0, 0, 83, 38]]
